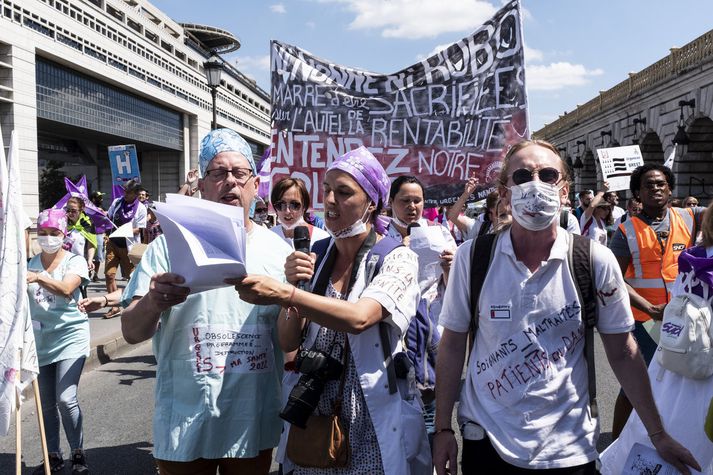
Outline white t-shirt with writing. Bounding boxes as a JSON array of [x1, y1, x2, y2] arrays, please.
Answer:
[[439, 227, 634, 469]]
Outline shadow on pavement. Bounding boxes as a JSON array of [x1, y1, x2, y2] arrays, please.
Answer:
[[0, 441, 156, 474], [98, 367, 157, 385]]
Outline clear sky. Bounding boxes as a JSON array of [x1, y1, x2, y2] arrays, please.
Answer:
[[152, 0, 713, 132]]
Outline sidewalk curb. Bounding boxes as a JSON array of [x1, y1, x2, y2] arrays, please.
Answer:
[[84, 332, 137, 373]]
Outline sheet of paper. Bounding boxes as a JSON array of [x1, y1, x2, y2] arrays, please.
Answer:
[[408, 226, 449, 292], [108, 222, 133, 239], [152, 202, 246, 294], [621, 443, 680, 475], [596, 145, 645, 192]]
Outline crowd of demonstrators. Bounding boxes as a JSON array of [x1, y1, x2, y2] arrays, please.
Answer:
[[601, 202, 713, 475], [230, 146, 430, 474], [433, 140, 698, 475], [385, 175, 456, 445], [27, 209, 90, 475], [43, 126, 705, 475], [120, 129, 292, 474], [608, 163, 706, 439], [89, 191, 107, 282], [270, 177, 329, 248], [104, 180, 147, 319]]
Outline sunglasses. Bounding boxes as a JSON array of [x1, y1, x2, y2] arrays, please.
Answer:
[[64, 208, 80, 213], [274, 200, 302, 212], [511, 167, 561, 185]]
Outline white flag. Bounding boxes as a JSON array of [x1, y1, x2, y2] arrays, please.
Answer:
[[664, 147, 676, 169], [0, 130, 39, 436]]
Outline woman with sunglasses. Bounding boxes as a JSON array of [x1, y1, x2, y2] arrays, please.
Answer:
[[270, 177, 329, 248], [581, 182, 613, 245], [27, 209, 90, 474], [231, 147, 430, 474], [63, 196, 97, 278]]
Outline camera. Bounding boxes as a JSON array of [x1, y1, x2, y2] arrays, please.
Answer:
[[280, 348, 344, 429]]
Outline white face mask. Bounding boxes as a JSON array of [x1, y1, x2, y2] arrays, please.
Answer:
[[390, 214, 413, 229], [509, 181, 562, 231], [326, 204, 371, 239], [281, 217, 305, 231], [38, 235, 64, 254]]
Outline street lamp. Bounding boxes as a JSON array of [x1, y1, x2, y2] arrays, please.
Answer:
[[204, 53, 223, 130], [672, 99, 695, 147]]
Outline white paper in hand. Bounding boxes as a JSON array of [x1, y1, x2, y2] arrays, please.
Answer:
[[408, 226, 449, 292], [621, 443, 679, 475], [152, 195, 246, 293], [108, 222, 133, 239]]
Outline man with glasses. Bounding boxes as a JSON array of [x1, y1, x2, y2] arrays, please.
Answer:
[[434, 142, 698, 474], [608, 164, 706, 440], [683, 195, 699, 208], [120, 129, 291, 475]]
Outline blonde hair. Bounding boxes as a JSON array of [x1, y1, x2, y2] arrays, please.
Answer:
[[702, 203, 713, 247], [497, 140, 572, 188]]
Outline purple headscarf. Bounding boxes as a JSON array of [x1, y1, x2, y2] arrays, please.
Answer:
[[328, 146, 391, 234], [38, 208, 68, 235]]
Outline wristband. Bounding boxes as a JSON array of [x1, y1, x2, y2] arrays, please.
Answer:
[[648, 429, 665, 439], [103, 295, 109, 307], [435, 428, 455, 435], [285, 286, 298, 321]]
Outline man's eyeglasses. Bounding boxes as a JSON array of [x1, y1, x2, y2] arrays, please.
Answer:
[[274, 200, 302, 212], [511, 167, 561, 185], [204, 167, 253, 183], [642, 180, 668, 191], [255, 208, 268, 214]]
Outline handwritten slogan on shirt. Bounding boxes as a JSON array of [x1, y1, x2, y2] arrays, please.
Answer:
[[190, 324, 274, 375], [474, 301, 584, 404]]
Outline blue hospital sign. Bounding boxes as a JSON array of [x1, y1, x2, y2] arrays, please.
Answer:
[[108, 144, 141, 186]]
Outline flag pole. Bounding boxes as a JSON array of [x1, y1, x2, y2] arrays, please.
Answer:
[[15, 381, 20, 475], [32, 378, 50, 475]]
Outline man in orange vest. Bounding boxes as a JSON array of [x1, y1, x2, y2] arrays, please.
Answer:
[[609, 163, 705, 439]]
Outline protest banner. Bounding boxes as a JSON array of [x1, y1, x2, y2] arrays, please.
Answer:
[[0, 130, 38, 436], [270, 0, 528, 208], [53, 176, 114, 234], [596, 145, 645, 192]]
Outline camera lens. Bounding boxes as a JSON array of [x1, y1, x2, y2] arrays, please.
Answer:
[[279, 375, 324, 428]]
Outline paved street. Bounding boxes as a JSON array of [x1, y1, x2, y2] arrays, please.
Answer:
[[0, 324, 622, 473]]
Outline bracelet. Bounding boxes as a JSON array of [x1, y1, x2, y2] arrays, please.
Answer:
[[648, 429, 665, 439], [285, 286, 298, 321], [103, 295, 109, 308], [435, 428, 455, 435]]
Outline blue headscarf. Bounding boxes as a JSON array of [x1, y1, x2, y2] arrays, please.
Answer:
[[199, 128, 255, 177]]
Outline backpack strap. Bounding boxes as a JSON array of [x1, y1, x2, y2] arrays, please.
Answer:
[[560, 209, 569, 230], [568, 234, 599, 418], [468, 233, 498, 352]]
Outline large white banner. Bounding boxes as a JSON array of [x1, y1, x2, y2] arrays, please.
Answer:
[[596, 145, 645, 192], [0, 130, 38, 436], [270, 0, 528, 207]]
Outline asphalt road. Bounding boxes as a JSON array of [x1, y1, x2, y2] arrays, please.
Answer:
[[0, 331, 622, 474]]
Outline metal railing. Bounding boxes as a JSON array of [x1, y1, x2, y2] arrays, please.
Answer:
[[535, 28, 713, 138]]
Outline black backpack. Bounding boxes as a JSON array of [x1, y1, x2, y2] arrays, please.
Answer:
[[468, 232, 599, 417]]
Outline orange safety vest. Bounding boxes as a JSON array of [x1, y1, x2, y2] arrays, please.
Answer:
[[620, 208, 695, 321]]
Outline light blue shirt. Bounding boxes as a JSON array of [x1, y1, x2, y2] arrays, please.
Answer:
[[27, 252, 89, 367], [121, 225, 291, 461]]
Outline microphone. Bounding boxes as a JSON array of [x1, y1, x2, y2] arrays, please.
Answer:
[[407, 222, 421, 236], [293, 226, 311, 292]]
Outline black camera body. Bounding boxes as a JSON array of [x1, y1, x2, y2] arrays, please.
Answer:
[[280, 348, 344, 429]]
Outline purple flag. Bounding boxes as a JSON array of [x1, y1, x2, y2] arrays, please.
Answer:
[[257, 147, 272, 200], [53, 176, 114, 234]]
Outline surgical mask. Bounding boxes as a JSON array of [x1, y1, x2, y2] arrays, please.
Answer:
[[281, 216, 305, 231], [390, 214, 413, 229], [253, 210, 268, 224], [326, 204, 372, 240], [509, 181, 562, 231], [38, 235, 64, 254]]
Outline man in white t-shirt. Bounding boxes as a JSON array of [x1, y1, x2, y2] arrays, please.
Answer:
[[432, 140, 699, 475]]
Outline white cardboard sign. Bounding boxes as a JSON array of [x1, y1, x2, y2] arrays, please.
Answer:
[[596, 145, 644, 192]]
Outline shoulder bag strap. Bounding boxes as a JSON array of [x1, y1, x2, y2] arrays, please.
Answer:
[[568, 234, 598, 417], [468, 233, 498, 353]]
